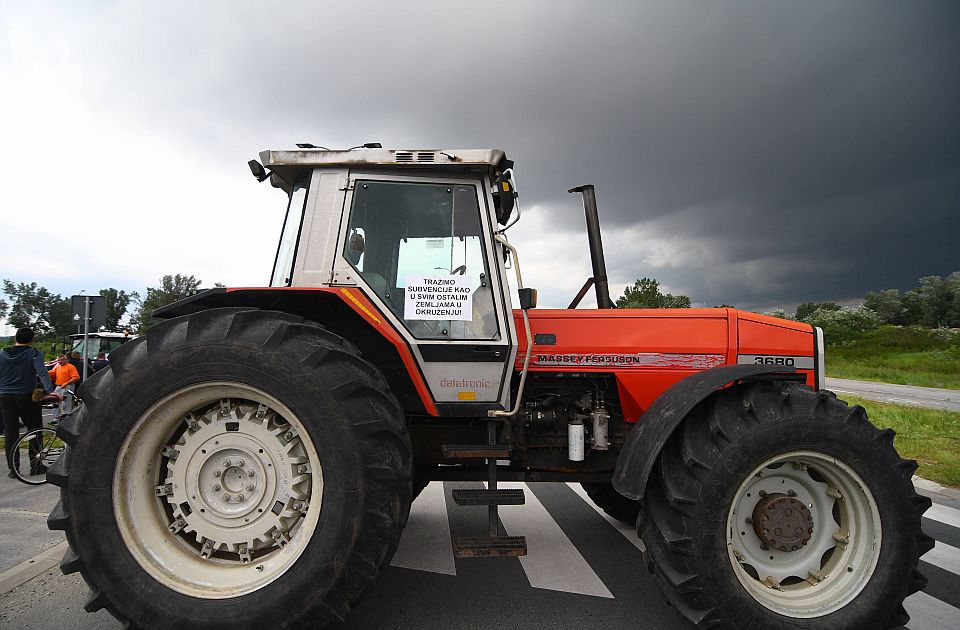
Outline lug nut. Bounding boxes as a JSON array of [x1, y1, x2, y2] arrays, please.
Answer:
[[238, 494, 245, 501], [222, 493, 231, 502], [246, 484, 255, 492], [238, 460, 245, 467], [223, 459, 232, 467], [213, 484, 221, 492], [247, 470, 255, 478], [214, 470, 221, 478], [787, 489, 797, 497], [297, 465, 307, 474]]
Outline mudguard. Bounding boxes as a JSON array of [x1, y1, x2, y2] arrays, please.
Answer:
[[611, 364, 797, 500]]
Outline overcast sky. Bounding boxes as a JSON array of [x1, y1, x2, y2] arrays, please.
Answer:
[[1, 0, 957, 322]]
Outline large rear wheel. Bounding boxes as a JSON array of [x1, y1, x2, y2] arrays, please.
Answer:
[[48, 308, 412, 629], [640, 381, 932, 629]]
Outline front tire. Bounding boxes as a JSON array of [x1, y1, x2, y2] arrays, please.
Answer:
[[640, 381, 933, 629], [48, 308, 412, 629]]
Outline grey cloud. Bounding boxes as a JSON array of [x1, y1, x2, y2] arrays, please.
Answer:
[[11, 0, 956, 310]]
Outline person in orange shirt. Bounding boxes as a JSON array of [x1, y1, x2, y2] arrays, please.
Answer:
[[48, 354, 80, 416]]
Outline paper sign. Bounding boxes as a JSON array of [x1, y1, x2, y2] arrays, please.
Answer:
[[405, 275, 473, 321]]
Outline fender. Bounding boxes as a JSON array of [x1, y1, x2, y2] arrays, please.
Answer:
[[153, 287, 439, 416], [611, 364, 797, 500]]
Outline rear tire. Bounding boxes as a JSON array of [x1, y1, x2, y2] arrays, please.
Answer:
[[640, 381, 932, 629], [580, 482, 641, 526], [48, 308, 412, 630]]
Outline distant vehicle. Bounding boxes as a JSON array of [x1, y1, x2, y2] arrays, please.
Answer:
[[68, 332, 134, 360], [46, 332, 135, 368]]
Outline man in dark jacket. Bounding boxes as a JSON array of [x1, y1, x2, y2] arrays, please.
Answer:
[[69, 351, 92, 384], [1, 328, 58, 478], [92, 352, 109, 373]]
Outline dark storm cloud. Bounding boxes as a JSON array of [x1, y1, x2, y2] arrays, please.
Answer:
[[72, 0, 959, 309]]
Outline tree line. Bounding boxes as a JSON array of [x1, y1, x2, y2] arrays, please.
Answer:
[[4, 271, 957, 348], [0, 274, 217, 342]]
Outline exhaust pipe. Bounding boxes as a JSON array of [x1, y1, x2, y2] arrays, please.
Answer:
[[568, 185, 614, 309]]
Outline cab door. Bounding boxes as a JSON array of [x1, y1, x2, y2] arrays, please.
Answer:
[[331, 175, 516, 412]]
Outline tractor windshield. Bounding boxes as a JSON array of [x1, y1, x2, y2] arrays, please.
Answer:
[[343, 180, 498, 340]]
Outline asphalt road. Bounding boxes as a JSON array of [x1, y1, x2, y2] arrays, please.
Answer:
[[826, 377, 960, 412], [2, 475, 958, 630]]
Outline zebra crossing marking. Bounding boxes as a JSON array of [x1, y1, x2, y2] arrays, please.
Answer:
[[926, 503, 960, 530], [390, 482, 457, 575], [904, 591, 960, 630], [387, 480, 960, 625], [497, 482, 614, 599], [566, 482, 645, 552], [922, 541, 960, 576]]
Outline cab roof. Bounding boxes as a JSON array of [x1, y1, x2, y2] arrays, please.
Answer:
[[259, 148, 513, 186]]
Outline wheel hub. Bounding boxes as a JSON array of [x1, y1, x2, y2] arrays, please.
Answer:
[[162, 397, 315, 558], [752, 494, 814, 552], [195, 447, 266, 518]]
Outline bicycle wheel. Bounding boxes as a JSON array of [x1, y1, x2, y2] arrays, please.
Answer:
[[13, 428, 65, 485]]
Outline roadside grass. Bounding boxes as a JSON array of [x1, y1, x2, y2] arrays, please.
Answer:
[[842, 395, 960, 487], [827, 325, 960, 389]]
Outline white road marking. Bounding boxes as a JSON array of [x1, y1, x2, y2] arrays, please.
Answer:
[[497, 482, 614, 599], [925, 502, 960, 529], [903, 591, 960, 630], [566, 482, 645, 553], [0, 540, 68, 597], [922, 541, 960, 576], [390, 482, 456, 576]]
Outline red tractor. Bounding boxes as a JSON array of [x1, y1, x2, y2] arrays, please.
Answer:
[[50, 147, 931, 629]]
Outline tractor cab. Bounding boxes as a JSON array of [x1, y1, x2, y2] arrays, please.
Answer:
[[257, 148, 524, 410]]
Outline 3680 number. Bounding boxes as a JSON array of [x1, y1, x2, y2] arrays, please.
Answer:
[[753, 356, 795, 366]]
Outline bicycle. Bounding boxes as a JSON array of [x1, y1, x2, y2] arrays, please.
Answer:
[[10, 391, 81, 485]]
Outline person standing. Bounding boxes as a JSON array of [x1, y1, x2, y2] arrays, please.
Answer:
[[48, 354, 80, 416], [69, 350, 91, 384], [1, 328, 58, 479], [92, 351, 109, 373]]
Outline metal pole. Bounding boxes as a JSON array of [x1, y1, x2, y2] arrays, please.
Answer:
[[82, 296, 90, 382], [568, 185, 613, 309]]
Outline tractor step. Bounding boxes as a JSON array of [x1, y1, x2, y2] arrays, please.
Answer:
[[453, 535, 527, 558], [452, 488, 525, 506], [442, 444, 512, 459]]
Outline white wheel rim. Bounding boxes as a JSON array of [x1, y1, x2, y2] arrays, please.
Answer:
[[113, 382, 322, 598], [726, 450, 881, 617]]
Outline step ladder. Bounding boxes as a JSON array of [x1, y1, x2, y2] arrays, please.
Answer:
[[443, 420, 527, 558]]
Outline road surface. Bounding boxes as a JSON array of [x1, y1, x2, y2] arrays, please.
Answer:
[[2, 478, 958, 629], [826, 377, 960, 412]]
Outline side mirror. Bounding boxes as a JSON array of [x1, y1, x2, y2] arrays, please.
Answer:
[[493, 176, 516, 225], [247, 160, 269, 182], [518, 287, 537, 310]]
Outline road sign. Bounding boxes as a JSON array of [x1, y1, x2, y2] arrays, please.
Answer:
[[71, 295, 106, 331]]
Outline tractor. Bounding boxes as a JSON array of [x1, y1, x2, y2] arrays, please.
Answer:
[[49, 146, 932, 629]]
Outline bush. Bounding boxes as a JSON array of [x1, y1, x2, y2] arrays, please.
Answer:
[[800, 306, 881, 346]]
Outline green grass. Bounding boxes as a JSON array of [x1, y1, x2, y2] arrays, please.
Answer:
[[827, 325, 960, 389], [842, 395, 960, 487]]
